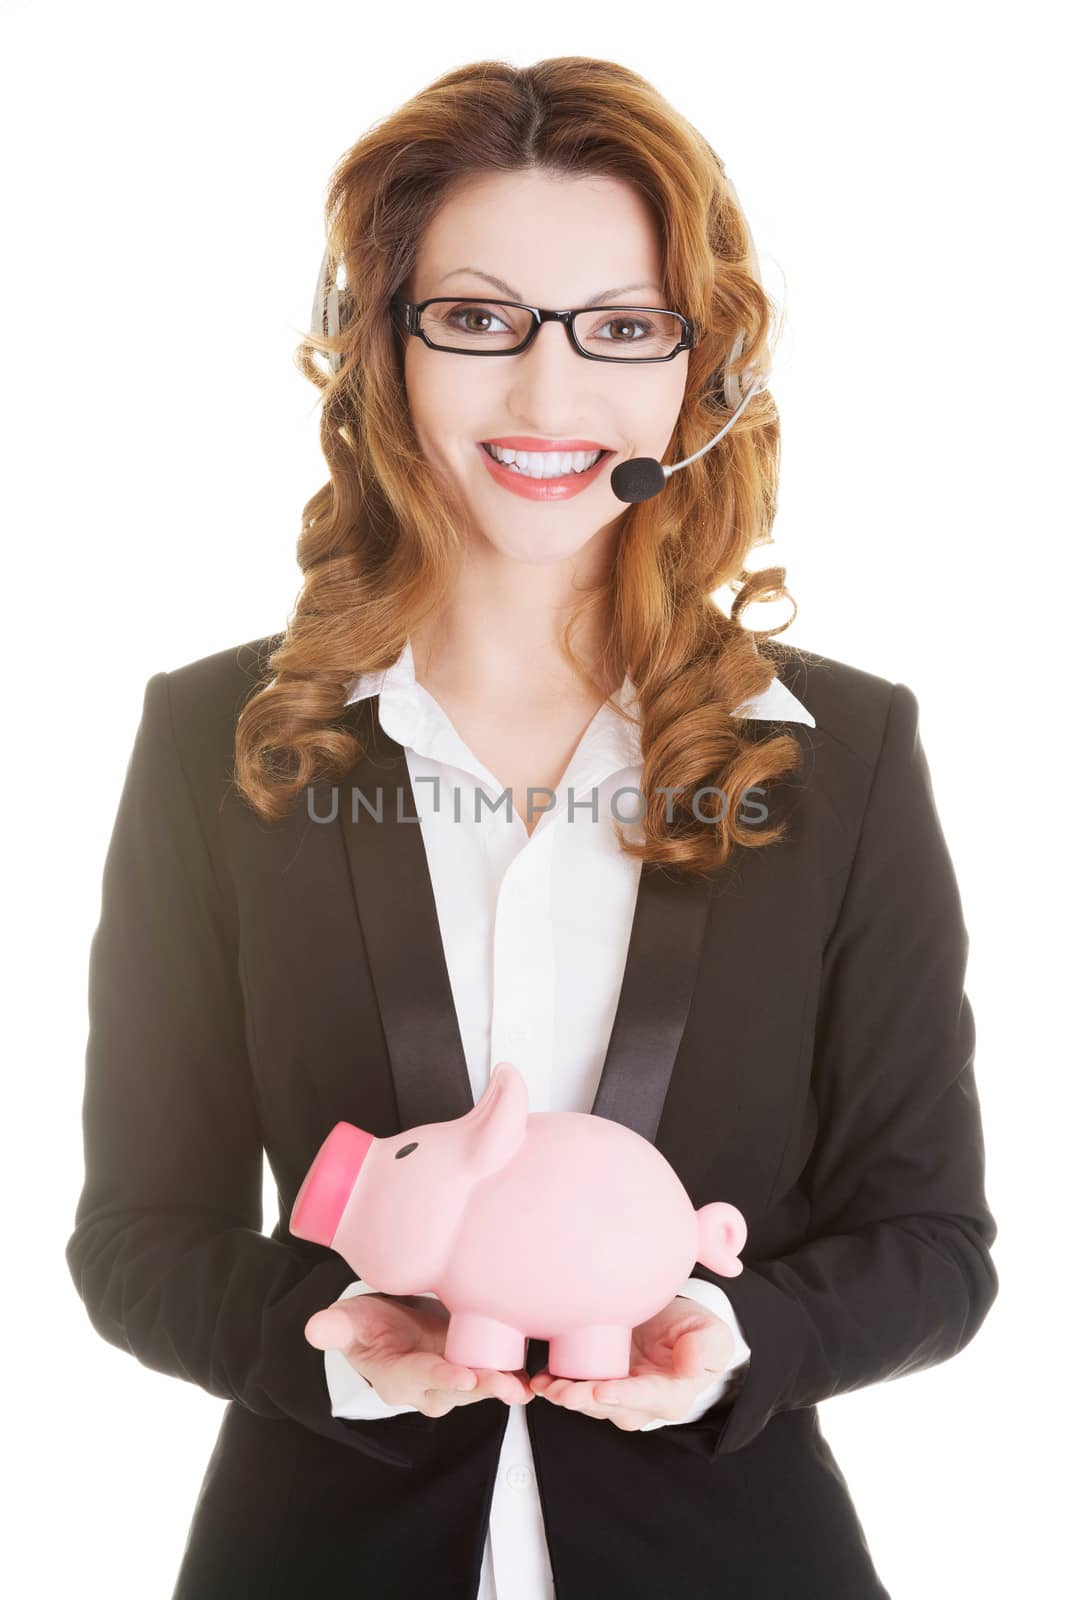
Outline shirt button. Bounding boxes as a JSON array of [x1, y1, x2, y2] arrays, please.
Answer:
[[506, 1464, 533, 1490]]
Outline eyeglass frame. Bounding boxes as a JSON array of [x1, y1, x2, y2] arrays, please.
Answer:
[[389, 296, 696, 364]]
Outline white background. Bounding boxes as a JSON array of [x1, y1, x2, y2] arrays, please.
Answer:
[[3, 2, 1061, 1594]]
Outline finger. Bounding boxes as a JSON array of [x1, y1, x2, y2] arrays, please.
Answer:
[[536, 1377, 602, 1411], [592, 1377, 656, 1408], [304, 1305, 358, 1349], [414, 1354, 477, 1392], [469, 1367, 531, 1405], [687, 1319, 734, 1375], [672, 1326, 710, 1381], [593, 1371, 693, 1415], [529, 1370, 565, 1396], [422, 1368, 517, 1410], [375, 1356, 476, 1410], [530, 1373, 593, 1405], [533, 1376, 650, 1430], [419, 1358, 528, 1404]]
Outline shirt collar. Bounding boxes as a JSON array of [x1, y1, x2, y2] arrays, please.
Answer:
[[342, 636, 815, 793]]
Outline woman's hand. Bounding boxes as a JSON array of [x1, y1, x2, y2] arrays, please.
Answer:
[[305, 1292, 535, 1417], [528, 1296, 738, 1431]]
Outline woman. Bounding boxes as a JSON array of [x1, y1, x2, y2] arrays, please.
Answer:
[[66, 56, 998, 1599]]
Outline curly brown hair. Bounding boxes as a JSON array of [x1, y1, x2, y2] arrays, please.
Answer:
[[233, 54, 806, 879]]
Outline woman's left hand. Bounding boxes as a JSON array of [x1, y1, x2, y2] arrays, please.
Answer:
[[529, 1297, 738, 1431]]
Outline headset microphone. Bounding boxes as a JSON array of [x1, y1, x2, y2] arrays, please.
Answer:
[[609, 371, 768, 503]]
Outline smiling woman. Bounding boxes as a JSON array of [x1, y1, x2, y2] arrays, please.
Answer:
[[240, 80, 801, 879], [66, 51, 998, 1600]]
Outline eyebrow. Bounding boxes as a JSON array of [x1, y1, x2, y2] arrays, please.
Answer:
[[438, 267, 664, 308]]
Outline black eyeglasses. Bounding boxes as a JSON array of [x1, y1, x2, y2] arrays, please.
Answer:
[[390, 297, 694, 364]]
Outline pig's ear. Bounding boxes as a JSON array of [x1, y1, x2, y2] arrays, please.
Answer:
[[462, 1062, 528, 1179]]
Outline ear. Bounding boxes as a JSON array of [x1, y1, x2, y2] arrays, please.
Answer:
[[461, 1062, 529, 1181]]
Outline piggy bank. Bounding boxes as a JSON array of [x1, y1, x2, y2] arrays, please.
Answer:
[[291, 1061, 746, 1379]]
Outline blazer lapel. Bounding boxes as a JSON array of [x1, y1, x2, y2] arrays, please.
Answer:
[[591, 863, 716, 1142], [336, 696, 473, 1132], [335, 695, 719, 1148]]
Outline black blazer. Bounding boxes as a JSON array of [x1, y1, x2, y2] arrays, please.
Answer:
[[65, 633, 998, 1600]]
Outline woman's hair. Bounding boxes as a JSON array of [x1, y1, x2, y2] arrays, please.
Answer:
[[234, 54, 807, 879]]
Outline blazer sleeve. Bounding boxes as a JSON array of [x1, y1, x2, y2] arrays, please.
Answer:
[[64, 671, 412, 1464], [665, 680, 999, 1458]]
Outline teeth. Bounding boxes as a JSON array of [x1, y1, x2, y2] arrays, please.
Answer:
[[485, 443, 602, 477]]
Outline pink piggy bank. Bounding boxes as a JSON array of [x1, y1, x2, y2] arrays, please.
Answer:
[[291, 1061, 746, 1379]]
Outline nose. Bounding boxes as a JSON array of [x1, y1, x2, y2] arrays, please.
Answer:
[[290, 1121, 375, 1247], [518, 316, 589, 381]]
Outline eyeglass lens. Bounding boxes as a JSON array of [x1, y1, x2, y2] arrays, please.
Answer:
[[420, 299, 683, 359]]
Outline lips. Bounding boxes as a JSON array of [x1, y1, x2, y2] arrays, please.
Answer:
[[482, 436, 612, 452], [477, 439, 615, 500]]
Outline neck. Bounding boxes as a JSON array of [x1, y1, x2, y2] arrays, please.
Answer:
[[410, 546, 617, 706]]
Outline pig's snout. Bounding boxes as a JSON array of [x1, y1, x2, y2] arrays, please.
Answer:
[[290, 1122, 375, 1247]]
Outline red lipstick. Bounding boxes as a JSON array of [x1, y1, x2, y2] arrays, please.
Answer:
[[482, 435, 611, 452], [477, 441, 614, 501]]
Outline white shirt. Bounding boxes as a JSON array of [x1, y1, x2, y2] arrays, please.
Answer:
[[325, 638, 816, 1599]]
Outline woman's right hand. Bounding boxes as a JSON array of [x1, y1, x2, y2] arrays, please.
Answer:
[[304, 1293, 535, 1417]]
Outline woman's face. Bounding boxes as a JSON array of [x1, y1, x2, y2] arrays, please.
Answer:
[[401, 169, 689, 569]]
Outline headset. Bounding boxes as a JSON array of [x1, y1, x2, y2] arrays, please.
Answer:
[[309, 173, 770, 504]]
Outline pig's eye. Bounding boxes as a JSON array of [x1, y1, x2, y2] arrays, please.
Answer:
[[395, 1142, 418, 1159]]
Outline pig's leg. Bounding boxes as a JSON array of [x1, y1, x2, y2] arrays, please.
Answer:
[[547, 1326, 631, 1380], [444, 1311, 527, 1372]]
